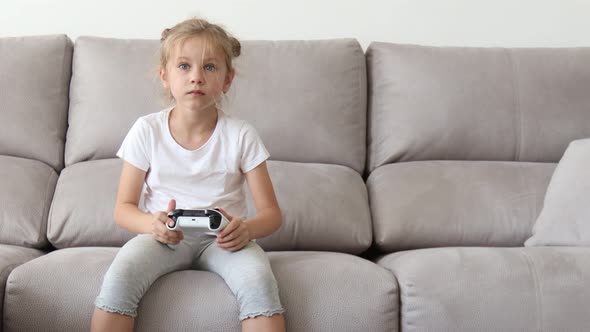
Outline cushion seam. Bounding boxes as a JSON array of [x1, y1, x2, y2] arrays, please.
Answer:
[[521, 251, 544, 332], [0, 263, 20, 327], [40, 169, 57, 248], [505, 49, 523, 161], [46, 170, 62, 248]]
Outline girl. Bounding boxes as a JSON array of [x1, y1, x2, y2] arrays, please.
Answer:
[[90, 18, 286, 332]]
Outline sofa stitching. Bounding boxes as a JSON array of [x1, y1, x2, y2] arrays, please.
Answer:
[[0, 263, 20, 328], [383, 263, 406, 331], [393, 272, 402, 332], [521, 251, 544, 332], [506, 49, 523, 161]]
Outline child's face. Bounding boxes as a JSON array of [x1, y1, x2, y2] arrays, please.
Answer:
[[160, 36, 234, 112]]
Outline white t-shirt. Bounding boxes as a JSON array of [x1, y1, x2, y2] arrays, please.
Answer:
[[116, 107, 270, 219]]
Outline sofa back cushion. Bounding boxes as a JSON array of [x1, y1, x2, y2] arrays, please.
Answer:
[[366, 43, 590, 173], [53, 37, 372, 252], [0, 35, 72, 171], [66, 37, 367, 173], [366, 43, 590, 251]]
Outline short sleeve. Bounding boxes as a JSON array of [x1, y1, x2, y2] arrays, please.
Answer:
[[116, 118, 151, 171], [239, 122, 270, 173]]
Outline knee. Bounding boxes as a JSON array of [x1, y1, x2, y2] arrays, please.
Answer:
[[105, 255, 144, 282], [105, 235, 160, 281], [236, 266, 280, 298], [95, 257, 148, 317], [100, 249, 154, 297], [234, 268, 284, 321]]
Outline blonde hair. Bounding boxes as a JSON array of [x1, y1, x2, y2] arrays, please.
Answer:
[[159, 17, 241, 104], [160, 17, 241, 72]]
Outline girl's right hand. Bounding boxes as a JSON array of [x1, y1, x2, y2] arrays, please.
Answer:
[[151, 199, 184, 245]]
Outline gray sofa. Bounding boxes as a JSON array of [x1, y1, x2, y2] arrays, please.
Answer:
[[1, 35, 589, 332]]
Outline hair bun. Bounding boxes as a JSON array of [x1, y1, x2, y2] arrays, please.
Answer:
[[230, 37, 241, 57], [160, 28, 171, 42]]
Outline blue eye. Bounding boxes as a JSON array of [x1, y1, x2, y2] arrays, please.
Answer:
[[178, 63, 189, 70], [204, 64, 216, 71]]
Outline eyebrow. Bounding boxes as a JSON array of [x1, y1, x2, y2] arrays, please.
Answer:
[[175, 56, 219, 62]]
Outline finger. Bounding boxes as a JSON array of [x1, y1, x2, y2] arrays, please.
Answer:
[[157, 216, 173, 230], [225, 239, 248, 252], [217, 229, 240, 243], [163, 237, 180, 245], [160, 232, 182, 245], [167, 230, 182, 241], [218, 220, 238, 238], [154, 223, 171, 237], [219, 241, 238, 250], [167, 199, 176, 213], [156, 211, 175, 227], [218, 223, 246, 242], [155, 235, 169, 244], [169, 237, 182, 245], [153, 220, 166, 233], [219, 234, 247, 250], [157, 212, 170, 224]]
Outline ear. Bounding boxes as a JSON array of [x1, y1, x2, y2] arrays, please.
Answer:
[[222, 68, 235, 93], [159, 67, 169, 89]]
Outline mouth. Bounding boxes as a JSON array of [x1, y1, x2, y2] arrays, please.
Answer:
[[188, 90, 205, 96]]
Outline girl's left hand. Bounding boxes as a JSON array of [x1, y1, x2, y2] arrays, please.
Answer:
[[215, 207, 251, 251]]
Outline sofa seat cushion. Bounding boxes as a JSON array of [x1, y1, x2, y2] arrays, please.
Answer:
[[0, 244, 45, 331], [0, 156, 58, 248], [0, 35, 72, 171], [67, 37, 367, 173], [367, 160, 555, 251], [376, 247, 590, 332], [5, 248, 398, 332], [49, 159, 372, 253]]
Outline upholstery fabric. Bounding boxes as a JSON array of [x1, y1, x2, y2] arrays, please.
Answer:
[[49, 159, 372, 253], [525, 138, 590, 246], [377, 247, 590, 332], [366, 43, 590, 172], [0, 35, 72, 171], [0, 156, 58, 248], [0, 244, 45, 332], [66, 37, 367, 173], [367, 160, 554, 251], [5, 248, 398, 332]]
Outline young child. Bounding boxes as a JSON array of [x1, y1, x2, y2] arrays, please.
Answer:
[[90, 18, 286, 332]]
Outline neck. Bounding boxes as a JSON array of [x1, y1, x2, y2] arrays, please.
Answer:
[[169, 105, 219, 137]]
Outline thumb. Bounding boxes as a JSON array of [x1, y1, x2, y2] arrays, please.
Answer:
[[167, 199, 176, 213]]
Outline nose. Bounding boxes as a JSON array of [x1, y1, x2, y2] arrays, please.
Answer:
[[190, 68, 205, 85]]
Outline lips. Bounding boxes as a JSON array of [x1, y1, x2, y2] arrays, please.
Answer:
[[188, 90, 204, 95]]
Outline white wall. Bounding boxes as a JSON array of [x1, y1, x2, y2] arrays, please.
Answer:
[[1, 0, 589, 49]]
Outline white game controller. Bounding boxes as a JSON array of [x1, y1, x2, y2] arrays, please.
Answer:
[[165, 208, 230, 250]]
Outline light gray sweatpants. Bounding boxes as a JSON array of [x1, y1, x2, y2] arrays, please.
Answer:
[[95, 233, 284, 320]]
